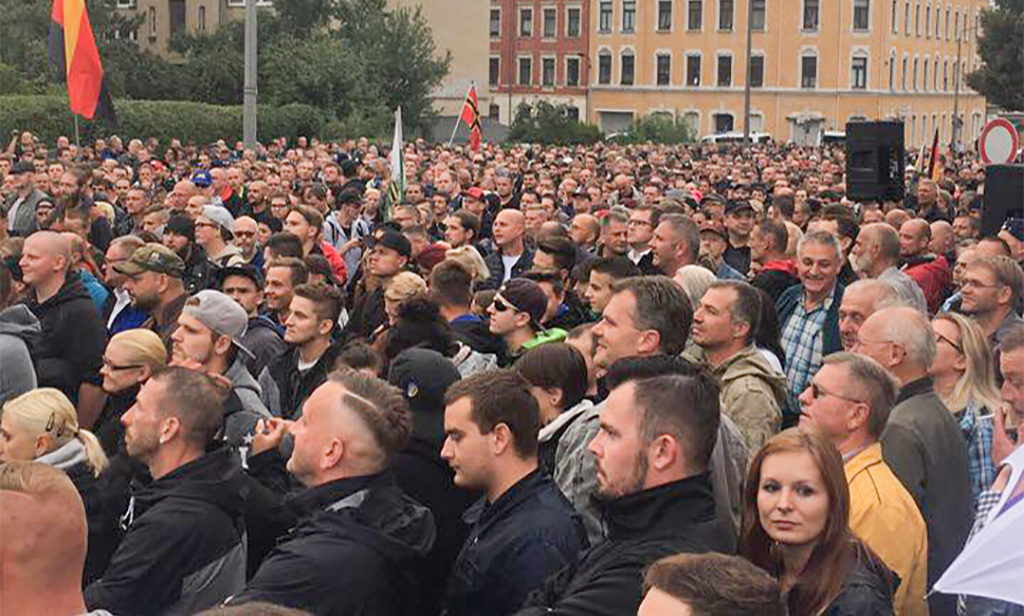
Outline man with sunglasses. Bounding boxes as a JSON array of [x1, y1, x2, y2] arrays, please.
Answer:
[[797, 352, 929, 616], [487, 278, 567, 366], [853, 306, 972, 616], [231, 216, 263, 270]]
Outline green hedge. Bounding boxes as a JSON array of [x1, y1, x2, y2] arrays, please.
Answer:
[[0, 95, 327, 144]]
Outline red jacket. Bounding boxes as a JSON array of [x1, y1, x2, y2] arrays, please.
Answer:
[[903, 254, 951, 313], [314, 241, 348, 286]]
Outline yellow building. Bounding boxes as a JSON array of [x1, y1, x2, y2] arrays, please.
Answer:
[[114, 0, 251, 60], [587, 0, 987, 146]]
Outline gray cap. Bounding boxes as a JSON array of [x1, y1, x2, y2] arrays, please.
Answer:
[[181, 290, 254, 358], [201, 205, 235, 236]]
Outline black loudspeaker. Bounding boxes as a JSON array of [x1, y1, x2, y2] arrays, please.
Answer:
[[845, 121, 906, 202], [981, 164, 1024, 237]]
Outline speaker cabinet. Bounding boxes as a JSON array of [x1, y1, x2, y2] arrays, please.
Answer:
[[981, 164, 1024, 237], [846, 121, 906, 203]]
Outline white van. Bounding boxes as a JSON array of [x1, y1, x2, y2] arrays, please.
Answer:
[[699, 132, 773, 145]]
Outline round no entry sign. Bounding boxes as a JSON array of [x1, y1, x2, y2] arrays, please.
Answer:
[[980, 118, 1020, 165]]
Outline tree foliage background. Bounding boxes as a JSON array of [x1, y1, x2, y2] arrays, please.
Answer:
[[966, 0, 1023, 111], [0, 0, 450, 135]]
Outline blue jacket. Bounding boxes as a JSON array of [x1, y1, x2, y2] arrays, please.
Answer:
[[775, 282, 845, 358], [445, 469, 586, 616]]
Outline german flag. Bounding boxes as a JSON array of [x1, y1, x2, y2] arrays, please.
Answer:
[[49, 0, 116, 123], [459, 84, 482, 151]]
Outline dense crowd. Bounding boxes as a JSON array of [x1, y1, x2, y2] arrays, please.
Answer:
[[0, 128, 1022, 616]]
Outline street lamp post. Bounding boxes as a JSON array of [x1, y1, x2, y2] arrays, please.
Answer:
[[242, 0, 257, 149], [742, 0, 754, 144]]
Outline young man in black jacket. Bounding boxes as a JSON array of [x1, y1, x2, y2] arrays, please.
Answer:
[[230, 370, 436, 616], [514, 360, 735, 616], [441, 369, 586, 616], [85, 367, 247, 616]]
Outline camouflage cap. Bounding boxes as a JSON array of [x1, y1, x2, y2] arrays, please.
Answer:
[[114, 243, 185, 278]]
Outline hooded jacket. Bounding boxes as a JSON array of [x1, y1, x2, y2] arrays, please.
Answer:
[[0, 304, 40, 404], [23, 270, 106, 403], [221, 358, 271, 448], [259, 341, 343, 419], [515, 474, 735, 616], [84, 448, 248, 616], [690, 344, 787, 451], [241, 315, 286, 378], [231, 471, 436, 616]]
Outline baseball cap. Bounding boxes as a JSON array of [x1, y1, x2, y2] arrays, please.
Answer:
[[725, 200, 755, 215], [376, 230, 412, 259], [215, 263, 264, 289], [497, 278, 548, 331], [465, 187, 485, 200], [1002, 218, 1024, 242], [386, 348, 461, 445], [165, 215, 195, 243], [181, 290, 254, 359], [200, 205, 235, 236], [191, 170, 212, 187], [114, 243, 185, 277], [699, 220, 728, 239]]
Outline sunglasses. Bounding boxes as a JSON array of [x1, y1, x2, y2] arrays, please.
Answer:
[[808, 380, 865, 404], [492, 297, 515, 313]]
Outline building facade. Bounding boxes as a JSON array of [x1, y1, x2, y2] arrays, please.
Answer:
[[488, 0, 591, 125], [114, 0, 253, 59], [585, 0, 986, 146]]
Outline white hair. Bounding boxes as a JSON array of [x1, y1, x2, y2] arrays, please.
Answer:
[[876, 307, 936, 369]]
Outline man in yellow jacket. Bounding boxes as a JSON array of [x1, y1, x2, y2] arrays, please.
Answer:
[[798, 352, 929, 616]]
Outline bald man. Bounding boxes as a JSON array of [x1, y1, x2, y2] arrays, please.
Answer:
[[929, 220, 957, 265], [169, 179, 199, 212], [569, 213, 601, 254], [898, 219, 952, 313], [0, 462, 110, 616], [482, 208, 533, 290], [19, 231, 107, 426], [232, 215, 263, 269]]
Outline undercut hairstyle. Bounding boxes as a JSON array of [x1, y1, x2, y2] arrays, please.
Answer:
[[590, 255, 640, 280], [268, 257, 309, 287], [630, 371, 721, 471], [611, 276, 694, 356], [150, 367, 227, 449], [1001, 325, 1024, 354], [755, 218, 788, 254], [659, 213, 701, 261], [514, 343, 589, 411], [445, 369, 541, 458], [822, 352, 899, 438], [293, 282, 342, 325], [430, 260, 474, 308], [972, 256, 1024, 309], [536, 236, 577, 273], [266, 232, 304, 259], [642, 552, 785, 616], [708, 280, 762, 345], [448, 210, 480, 239], [328, 369, 411, 463]]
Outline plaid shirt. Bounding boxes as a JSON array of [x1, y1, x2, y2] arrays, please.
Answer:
[[781, 287, 835, 412], [958, 402, 997, 507]]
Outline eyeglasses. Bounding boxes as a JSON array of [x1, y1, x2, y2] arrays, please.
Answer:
[[103, 357, 145, 371], [808, 380, 866, 404], [935, 332, 963, 353]]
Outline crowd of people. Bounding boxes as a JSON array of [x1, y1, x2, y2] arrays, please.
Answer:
[[1, 128, 1022, 616]]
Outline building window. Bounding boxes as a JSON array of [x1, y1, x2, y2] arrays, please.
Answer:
[[683, 111, 700, 134], [656, 53, 671, 85], [542, 57, 556, 86], [717, 54, 732, 86], [148, 6, 156, 36], [933, 56, 939, 89], [658, 0, 672, 30], [198, 5, 206, 31], [915, 3, 920, 35], [954, 10, 959, 38], [852, 55, 868, 88], [489, 57, 500, 86], [621, 51, 635, 85], [944, 7, 949, 39], [854, 0, 869, 30], [490, 8, 501, 37], [925, 4, 930, 35], [713, 113, 734, 133], [751, 0, 766, 30], [598, 52, 612, 83], [904, 2, 910, 34], [935, 6, 940, 37], [686, 54, 701, 85], [801, 53, 817, 88], [599, 1, 613, 32], [567, 7, 581, 36], [750, 55, 764, 87], [566, 106, 580, 121], [566, 56, 581, 85], [889, 53, 895, 89], [519, 57, 532, 85], [543, 8, 556, 38], [922, 58, 929, 90], [520, 8, 533, 36], [803, 0, 819, 30], [719, 0, 734, 30], [943, 60, 948, 91], [489, 103, 500, 120], [891, 0, 898, 32], [622, 0, 637, 32], [688, 0, 702, 29], [901, 55, 907, 90], [912, 57, 918, 90]]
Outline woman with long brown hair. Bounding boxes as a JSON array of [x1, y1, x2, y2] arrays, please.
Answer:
[[740, 429, 896, 616]]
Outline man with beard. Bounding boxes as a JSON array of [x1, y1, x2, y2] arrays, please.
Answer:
[[850, 223, 928, 313], [101, 235, 149, 335], [116, 243, 188, 350], [162, 215, 213, 294]]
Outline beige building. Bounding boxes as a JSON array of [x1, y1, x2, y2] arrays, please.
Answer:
[[587, 0, 987, 147], [114, 0, 252, 60]]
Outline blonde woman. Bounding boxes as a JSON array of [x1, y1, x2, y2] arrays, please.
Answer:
[[0, 388, 110, 583], [96, 329, 167, 455], [444, 246, 490, 283], [930, 312, 1000, 505], [383, 271, 429, 326]]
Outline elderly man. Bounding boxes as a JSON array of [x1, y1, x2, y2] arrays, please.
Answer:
[[797, 353, 928, 616], [853, 306, 972, 616], [851, 223, 928, 313], [898, 218, 951, 313], [837, 279, 902, 351], [232, 215, 263, 270], [650, 213, 701, 277]]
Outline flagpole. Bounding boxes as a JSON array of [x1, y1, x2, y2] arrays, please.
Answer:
[[73, 114, 80, 147], [447, 115, 462, 148]]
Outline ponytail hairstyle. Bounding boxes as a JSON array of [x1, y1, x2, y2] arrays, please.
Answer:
[[1, 388, 108, 477]]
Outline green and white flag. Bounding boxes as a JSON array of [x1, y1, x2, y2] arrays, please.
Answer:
[[385, 106, 404, 221]]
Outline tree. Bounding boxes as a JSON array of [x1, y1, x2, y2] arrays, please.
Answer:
[[966, 0, 1024, 111], [618, 113, 696, 144], [510, 101, 601, 145]]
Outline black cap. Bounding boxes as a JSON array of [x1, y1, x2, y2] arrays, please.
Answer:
[[498, 278, 548, 330], [725, 199, 755, 215], [215, 263, 264, 289], [166, 214, 195, 243], [377, 230, 412, 258], [387, 348, 461, 446]]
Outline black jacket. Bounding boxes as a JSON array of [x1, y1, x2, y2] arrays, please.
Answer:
[[181, 243, 214, 294], [232, 471, 436, 616], [445, 470, 587, 616], [450, 314, 505, 357], [481, 247, 535, 291], [516, 474, 734, 616], [341, 285, 387, 342], [23, 271, 106, 403], [259, 341, 343, 419], [84, 448, 247, 616], [751, 268, 801, 300], [820, 549, 897, 616]]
